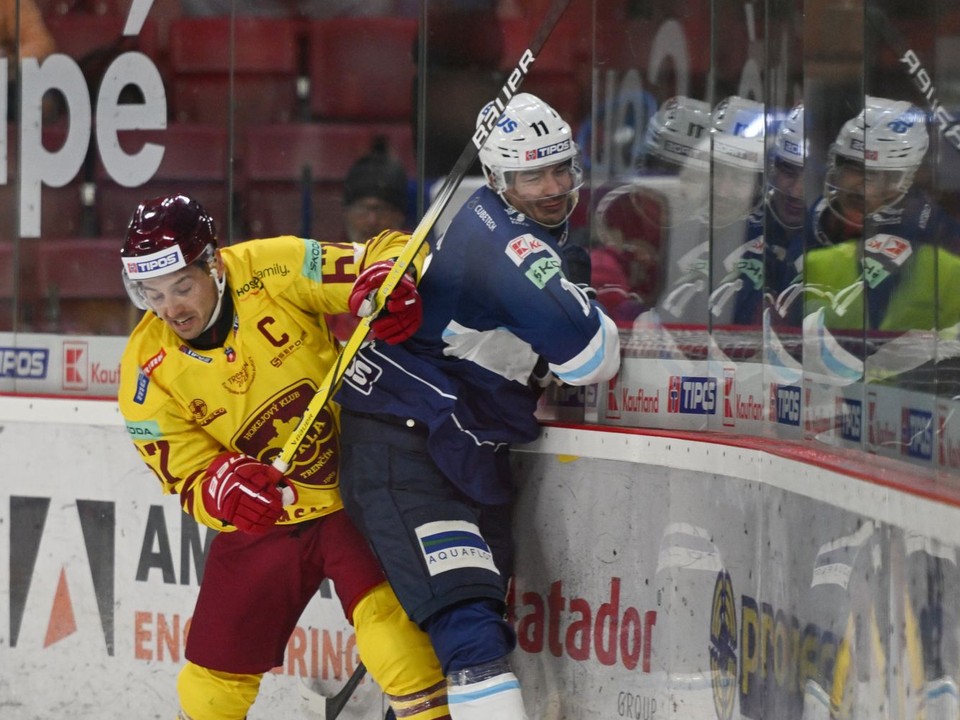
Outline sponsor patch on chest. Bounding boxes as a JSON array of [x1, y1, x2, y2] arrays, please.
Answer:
[[505, 234, 547, 266]]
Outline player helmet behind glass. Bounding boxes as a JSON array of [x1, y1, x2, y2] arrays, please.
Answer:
[[640, 96, 712, 174], [825, 96, 929, 220], [638, 96, 712, 227], [767, 103, 806, 229], [121, 194, 220, 310], [477, 92, 583, 225], [710, 95, 766, 226]]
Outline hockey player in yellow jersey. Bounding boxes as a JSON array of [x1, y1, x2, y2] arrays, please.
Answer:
[[117, 194, 448, 720]]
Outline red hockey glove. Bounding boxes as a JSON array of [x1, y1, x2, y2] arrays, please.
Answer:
[[202, 452, 285, 533], [348, 260, 423, 344]]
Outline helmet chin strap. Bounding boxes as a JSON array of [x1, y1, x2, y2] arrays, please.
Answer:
[[200, 263, 228, 333], [499, 188, 580, 229]]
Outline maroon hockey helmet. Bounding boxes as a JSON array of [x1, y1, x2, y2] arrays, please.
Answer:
[[121, 194, 219, 308]]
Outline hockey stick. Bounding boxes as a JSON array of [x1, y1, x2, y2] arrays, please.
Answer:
[[272, 0, 573, 476], [864, 2, 960, 153], [298, 662, 367, 720]]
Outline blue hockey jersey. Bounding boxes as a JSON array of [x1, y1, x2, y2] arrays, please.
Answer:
[[337, 185, 621, 503]]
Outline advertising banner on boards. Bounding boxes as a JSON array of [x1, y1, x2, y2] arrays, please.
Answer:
[[2, 411, 960, 718], [0, 420, 383, 718], [509, 442, 960, 720]]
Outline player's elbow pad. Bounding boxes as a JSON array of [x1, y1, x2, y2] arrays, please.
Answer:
[[550, 313, 621, 386]]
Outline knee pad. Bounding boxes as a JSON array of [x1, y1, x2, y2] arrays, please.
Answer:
[[425, 600, 515, 674], [353, 581, 449, 719], [177, 662, 262, 720]]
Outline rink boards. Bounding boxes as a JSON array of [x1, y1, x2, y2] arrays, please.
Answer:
[[2, 393, 960, 719]]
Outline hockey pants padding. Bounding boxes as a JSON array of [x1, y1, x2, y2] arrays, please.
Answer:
[[424, 599, 516, 675], [177, 662, 262, 720], [353, 581, 450, 719]]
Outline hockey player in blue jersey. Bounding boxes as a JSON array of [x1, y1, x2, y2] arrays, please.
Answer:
[[336, 92, 621, 720], [804, 96, 960, 326], [725, 102, 807, 328]]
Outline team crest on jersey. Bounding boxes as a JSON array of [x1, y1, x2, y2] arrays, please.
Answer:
[[236, 381, 338, 487], [505, 234, 547, 266], [222, 357, 256, 394]]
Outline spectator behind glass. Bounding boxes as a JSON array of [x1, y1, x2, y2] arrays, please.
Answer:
[[343, 135, 410, 244], [327, 135, 411, 342], [0, 0, 56, 121]]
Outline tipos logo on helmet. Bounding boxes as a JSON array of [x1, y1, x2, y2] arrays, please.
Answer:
[[640, 96, 712, 172], [121, 194, 217, 271], [124, 245, 188, 280], [711, 96, 765, 172], [524, 139, 571, 162]]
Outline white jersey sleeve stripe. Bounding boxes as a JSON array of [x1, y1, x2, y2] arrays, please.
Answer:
[[549, 313, 620, 385]]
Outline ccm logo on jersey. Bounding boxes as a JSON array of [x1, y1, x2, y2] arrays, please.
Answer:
[[525, 138, 570, 161], [505, 234, 547, 266]]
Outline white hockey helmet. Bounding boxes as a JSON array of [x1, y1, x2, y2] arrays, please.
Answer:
[[711, 95, 765, 172], [827, 96, 929, 211], [766, 104, 806, 230], [709, 96, 765, 226], [772, 103, 805, 168], [640, 96, 712, 172], [476, 92, 583, 226], [477, 92, 582, 191]]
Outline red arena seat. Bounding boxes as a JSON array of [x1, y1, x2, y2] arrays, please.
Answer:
[[307, 17, 416, 122], [168, 16, 304, 126], [33, 238, 138, 335], [239, 122, 412, 240]]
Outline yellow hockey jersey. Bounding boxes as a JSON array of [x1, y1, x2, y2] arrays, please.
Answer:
[[118, 231, 423, 531]]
